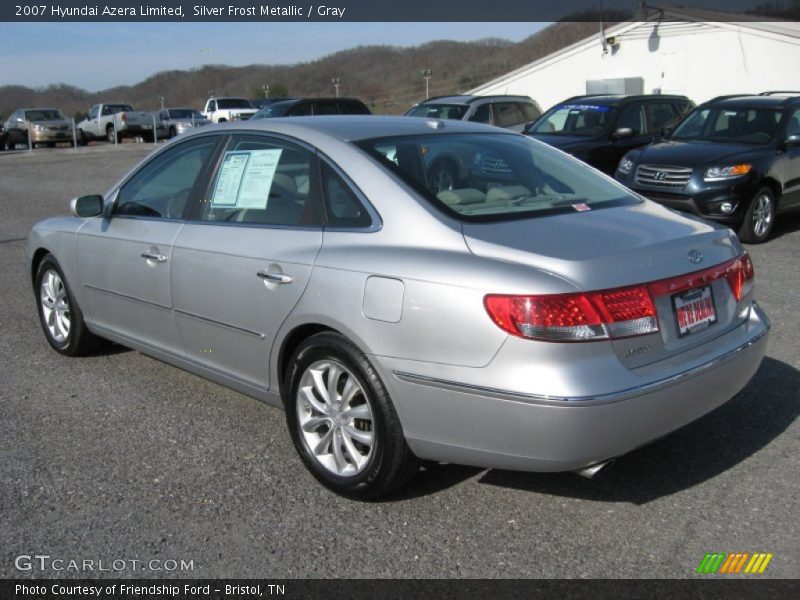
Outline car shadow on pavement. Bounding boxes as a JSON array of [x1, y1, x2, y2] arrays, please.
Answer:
[[474, 356, 799, 504], [763, 210, 800, 242]]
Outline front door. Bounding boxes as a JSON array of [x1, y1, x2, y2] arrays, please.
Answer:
[[171, 134, 323, 389], [76, 135, 219, 353]]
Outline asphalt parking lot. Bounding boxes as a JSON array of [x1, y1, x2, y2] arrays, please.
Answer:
[[1, 145, 798, 579]]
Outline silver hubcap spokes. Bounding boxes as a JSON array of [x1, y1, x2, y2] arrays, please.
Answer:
[[753, 194, 773, 237], [296, 359, 375, 477], [40, 270, 70, 343]]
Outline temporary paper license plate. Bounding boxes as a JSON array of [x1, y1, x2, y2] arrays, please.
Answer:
[[672, 285, 716, 337]]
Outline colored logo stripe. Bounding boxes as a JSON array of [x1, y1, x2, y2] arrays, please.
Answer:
[[697, 552, 773, 574]]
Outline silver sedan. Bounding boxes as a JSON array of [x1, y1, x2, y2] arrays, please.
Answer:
[[26, 116, 770, 498]]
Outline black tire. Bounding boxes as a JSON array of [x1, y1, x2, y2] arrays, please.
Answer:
[[78, 130, 87, 146], [168, 126, 177, 139], [284, 332, 419, 499], [106, 126, 118, 144], [35, 255, 103, 356], [738, 186, 775, 244], [428, 159, 459, 193]]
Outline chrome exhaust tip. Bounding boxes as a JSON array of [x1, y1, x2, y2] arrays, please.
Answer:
[[573, 459, 615, 479]]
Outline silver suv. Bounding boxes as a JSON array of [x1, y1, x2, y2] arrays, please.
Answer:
[[405, 95, 541, 133]]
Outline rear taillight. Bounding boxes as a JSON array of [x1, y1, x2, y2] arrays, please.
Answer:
[[120, 112, 128, 122], [484, 285, 658, 342], [485, 253, 754, 343]]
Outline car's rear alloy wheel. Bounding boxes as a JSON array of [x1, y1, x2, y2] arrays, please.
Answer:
[[36, 255, 102, 355], [429, 160, 457, 193], [285, 332, 419, 499], [739, 187, 775, 244]]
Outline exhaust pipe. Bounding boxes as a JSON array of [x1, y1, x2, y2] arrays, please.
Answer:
[[572, 458, 615, 479]]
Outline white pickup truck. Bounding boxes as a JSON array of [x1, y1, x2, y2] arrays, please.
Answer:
[[202, 97, 257, 123], [77, 103, 163, 144]]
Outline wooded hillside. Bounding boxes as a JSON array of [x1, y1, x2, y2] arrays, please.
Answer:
[[0, 20, 615, 119]]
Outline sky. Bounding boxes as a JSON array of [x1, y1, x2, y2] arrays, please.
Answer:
[[0, 22, 548, 92]]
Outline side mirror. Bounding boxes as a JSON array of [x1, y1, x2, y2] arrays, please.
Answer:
[[612, 127, 634, 139], [784, 133, 800, 147], [70, 195, 104, 218]]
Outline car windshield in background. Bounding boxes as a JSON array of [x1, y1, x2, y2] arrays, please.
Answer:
[[355, 133, 636, 222], [405, 104, 469, 120], [25, 109, 67, 121], [671, 106, 783, 144], [217, 99, 253, 109], [169, 109, 203, 119], [528, 103, 614, 136]]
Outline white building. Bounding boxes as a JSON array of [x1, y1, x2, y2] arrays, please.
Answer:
[[469, 6, 800, 110]]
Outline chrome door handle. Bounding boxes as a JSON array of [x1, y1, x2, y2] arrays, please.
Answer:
[[257, 272, 293, 284], [141, 252, 167, 263]]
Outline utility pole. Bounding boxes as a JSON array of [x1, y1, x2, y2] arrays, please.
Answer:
[[159, 96, 165, 111], [421, 69, 433, 99], [331, 77, 341, 98]]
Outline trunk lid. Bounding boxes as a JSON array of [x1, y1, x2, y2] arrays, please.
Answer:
[[462, 201, 746, 367]]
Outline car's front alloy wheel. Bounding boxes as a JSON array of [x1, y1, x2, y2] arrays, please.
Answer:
[[739, 187, 775, 244], [35, 255, 102, 355], [285, 332, 418, 499]]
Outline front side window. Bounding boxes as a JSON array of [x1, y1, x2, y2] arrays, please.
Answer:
[[672, 106, 782, 144], [493, 102, 526, 128], [89, 106, 100, 119], [528, 103, 614, 136], [615, 104, 645, 135], [114, 137, 217, 219], [356, 133, 636, 222], [646, 102, 677, 131], [198, 136, 321, 227]]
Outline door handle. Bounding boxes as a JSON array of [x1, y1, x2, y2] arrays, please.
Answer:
[[257, 272, 293, 284], [141, 252, 167, 263]]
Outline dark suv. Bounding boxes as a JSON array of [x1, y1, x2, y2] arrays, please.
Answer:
[[615, 93, 800, 243], [526, 94, 694, 174], [252, 98, 371, 118], [405, 95, 541, 133]]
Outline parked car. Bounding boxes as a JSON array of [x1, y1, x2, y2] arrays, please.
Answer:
[[0, 121, 6, 150], [158, 108, 210, 139], [526, 94, 694, 174], [202, 97, 257, 123], [27, 117, 769, 498], [615, 92, 800, 243], [405, 95, 542, 133], [77, 103, 162, 144], [3, 108, 75, 149], [251, 97, 295, 110], [251, 97, 371, 118]]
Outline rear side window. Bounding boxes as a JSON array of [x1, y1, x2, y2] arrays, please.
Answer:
[[321, 163, 372, 228], [313, 102, 340, 115], [340, 101, 370, 115], [289, 103, 313, 116], [114, 137, 217, 219], [198, 136, 321, 227]]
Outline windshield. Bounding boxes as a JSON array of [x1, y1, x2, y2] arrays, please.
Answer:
[[169, 109, 204, 119], [355, 133, 637, 222], [405, 104, 468, 120], [527, 103, 615, 136], [216, 98, 254, 109], [25, 109, 66, 121], [672, 106, 782, 144]]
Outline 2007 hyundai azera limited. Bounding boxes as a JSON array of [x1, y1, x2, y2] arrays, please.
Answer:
[[27, 116, 770, 498]]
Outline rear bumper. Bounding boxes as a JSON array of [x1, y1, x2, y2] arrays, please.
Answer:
[[378, 302, 770, 472]]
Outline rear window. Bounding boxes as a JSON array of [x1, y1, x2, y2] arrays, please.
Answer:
[[216, 99, 253, 109], [406, 104, 468, 120], [355, 133, 637, 222]]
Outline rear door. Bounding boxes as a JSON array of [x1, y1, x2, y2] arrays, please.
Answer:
[[780, 107, 800, 209], [75, 135, 220, 353], [171, 134, 323, 389]]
